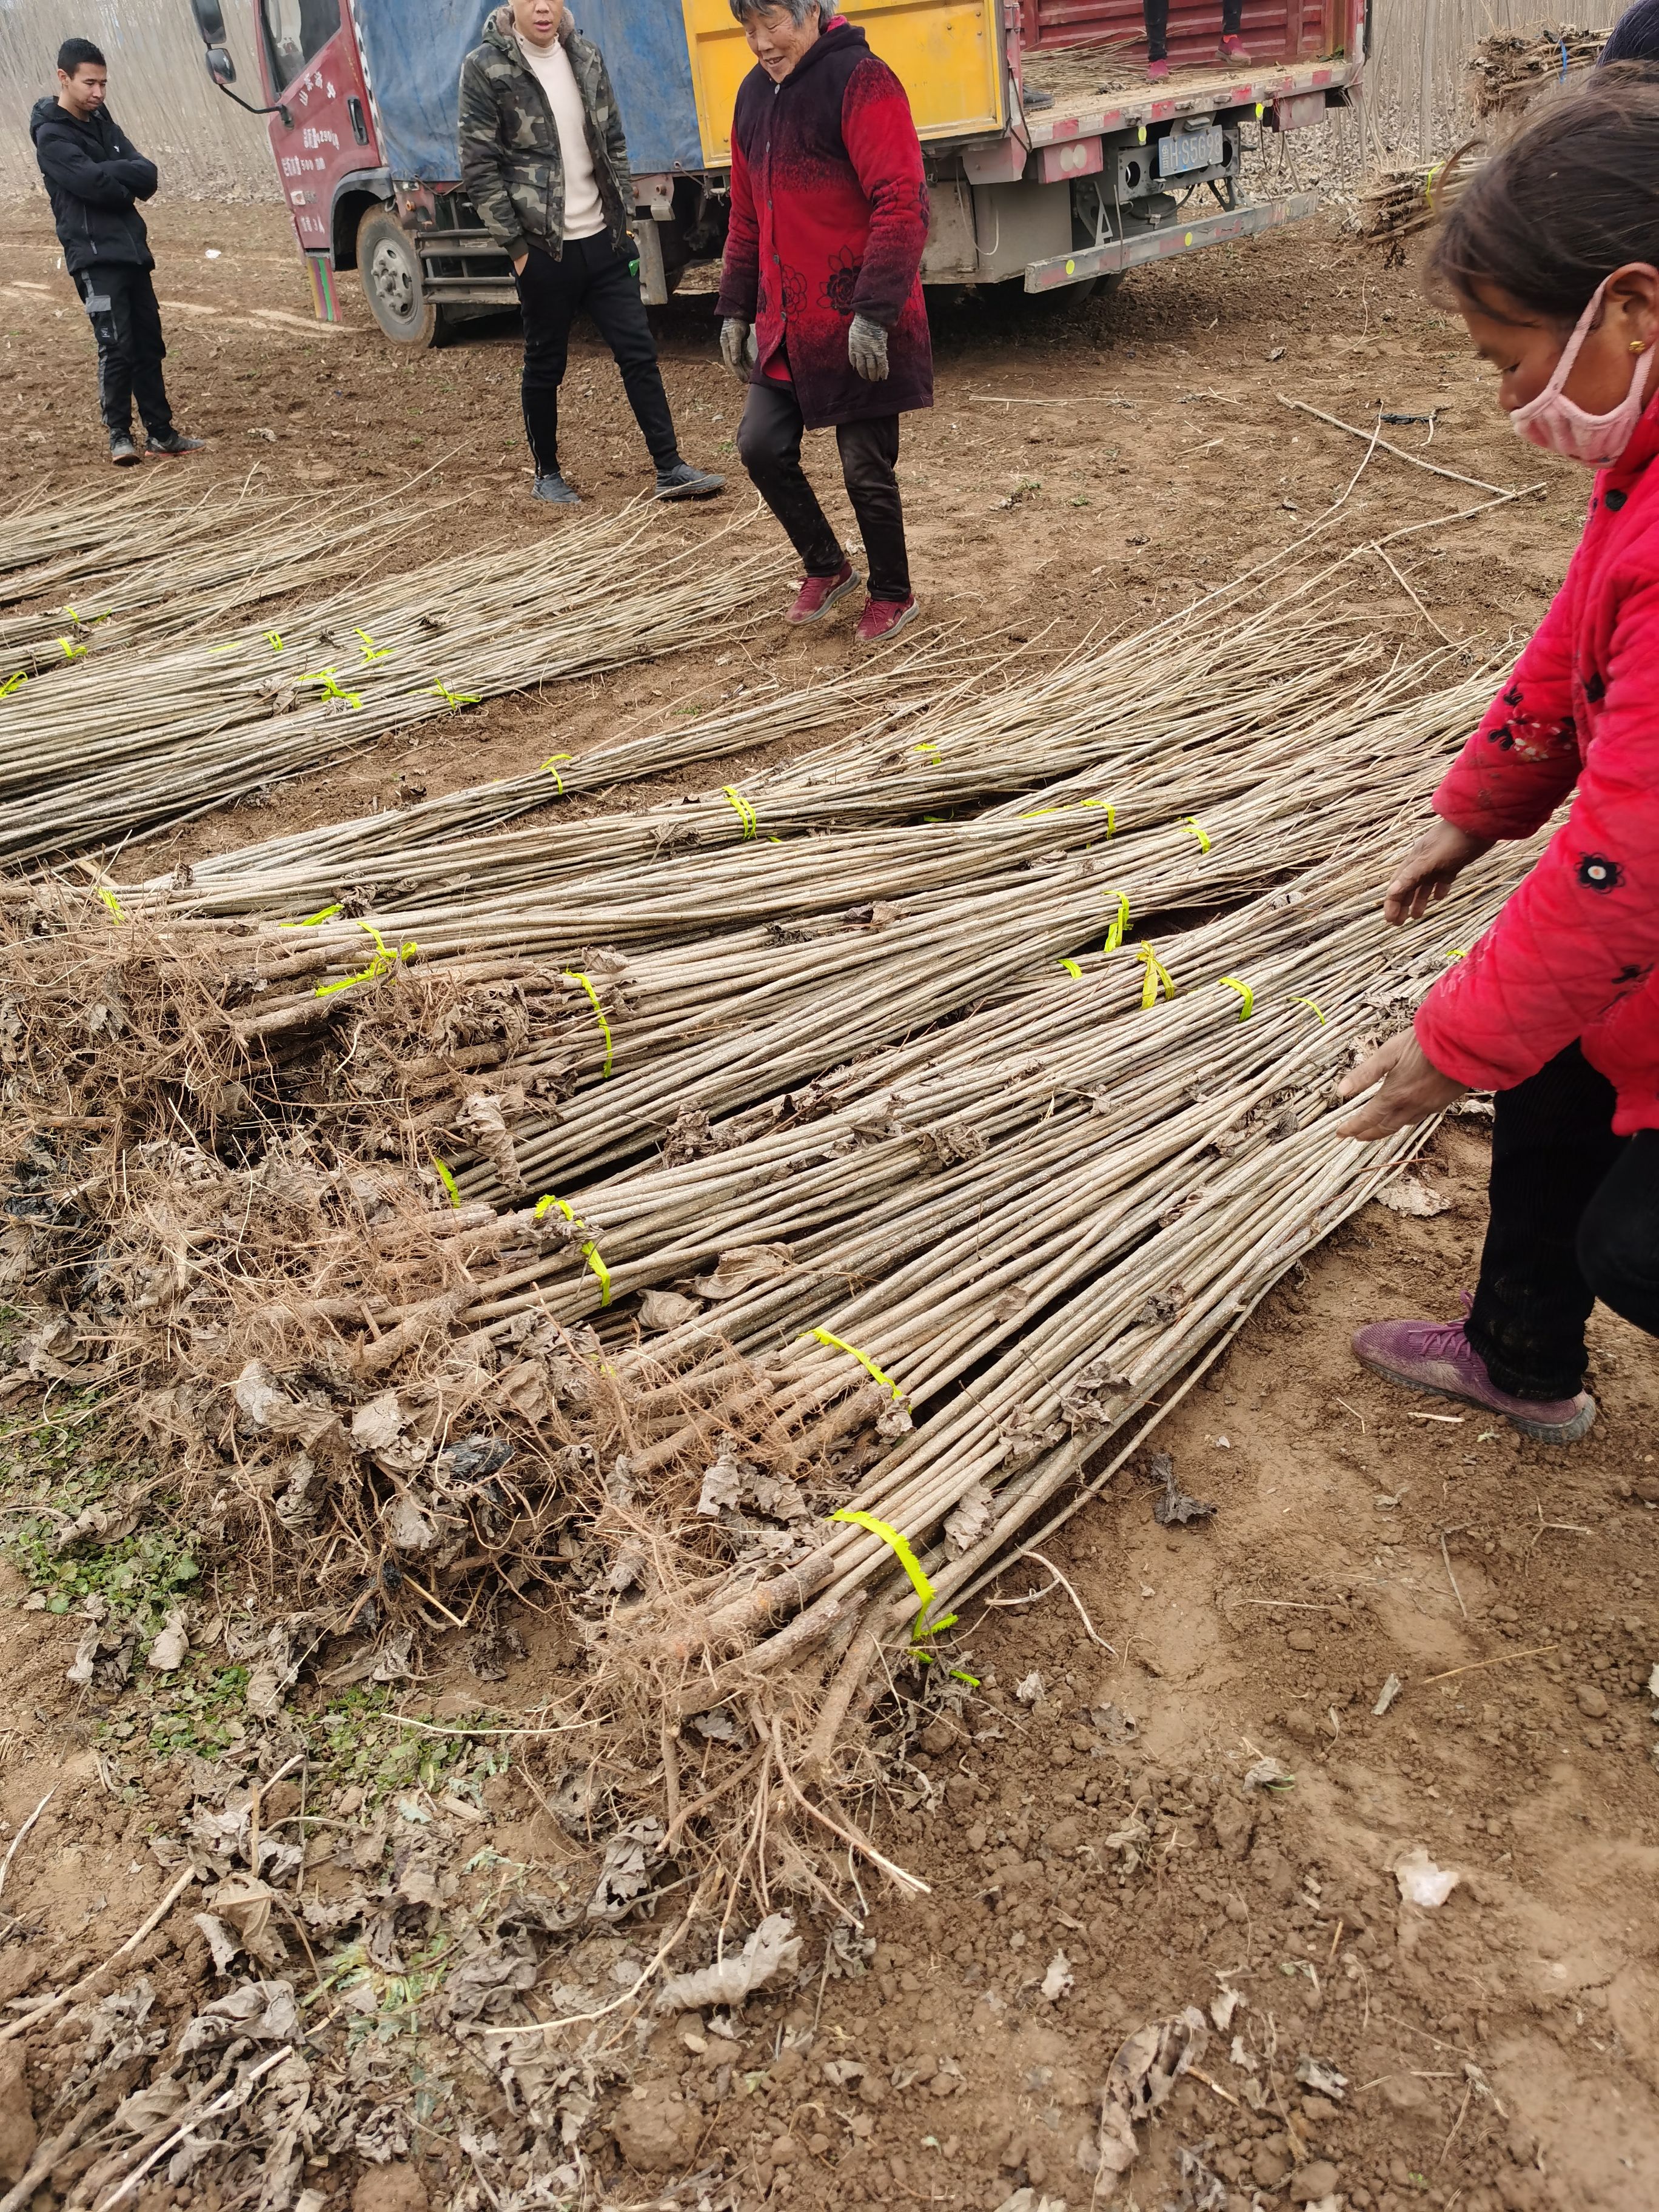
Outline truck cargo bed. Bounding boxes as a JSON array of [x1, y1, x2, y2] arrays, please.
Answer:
[[1019, 44, 1357, 148]]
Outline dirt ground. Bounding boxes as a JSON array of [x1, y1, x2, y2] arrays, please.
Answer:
[[2, 195, 1656, 2212]]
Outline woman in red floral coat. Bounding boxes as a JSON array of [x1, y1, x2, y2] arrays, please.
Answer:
[[716, 0, 932, 643]]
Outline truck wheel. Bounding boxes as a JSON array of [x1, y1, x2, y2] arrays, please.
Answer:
[[357, 207, 439, 348], [1022, 275, 1100, 312]]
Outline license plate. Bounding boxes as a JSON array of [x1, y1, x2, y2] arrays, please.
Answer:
[[1158, 125, 1224, 178]]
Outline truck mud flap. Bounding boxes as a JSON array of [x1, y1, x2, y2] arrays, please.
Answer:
[[1022, 190, 1319, 292]]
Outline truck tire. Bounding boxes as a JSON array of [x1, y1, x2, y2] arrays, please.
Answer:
[[1022, 274, 1100, 312], [357, 206, 440, 349]]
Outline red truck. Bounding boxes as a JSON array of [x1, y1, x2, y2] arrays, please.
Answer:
[[187, 0, 1366, 344]]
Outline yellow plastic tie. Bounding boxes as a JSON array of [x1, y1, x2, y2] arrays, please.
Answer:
[[1219, 975, 1254, 1021], [264, 629, 283, 652], [913, 741, 940, 757], [1289, 994, 1326, 1024], [1057, 957, 1083, 980], [429, 680, 480, 709], [541, 752, 574, 793], [280, 902, 344, 930], [433, 1159, 462, 1210], [1103, 890, 1131, 954], [722, 785, 760, 839], [0, 671, 25, 701], [59, 636, 87, 662], [1079, 800, 1116, 834], [562, 970, 613, 1078], [303, 666, 363, 710], [1137, 940, 1176, 1008], [1441, 944, 1468, 960], [830, 1508, 958, 1650], [314, 919, 417, 999], [354, 626, 392, 663], [532, 1195, 611, 1305], [1179, 816, 1212, 854], [809, 1325, 903, 1399], [96, 886, 125, 923]]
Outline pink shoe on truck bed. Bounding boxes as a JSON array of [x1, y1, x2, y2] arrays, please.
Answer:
[[1351, 1315, 1595, 1443]]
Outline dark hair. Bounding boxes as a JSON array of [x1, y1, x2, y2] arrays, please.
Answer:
[[1427, 68, 1659, 328], [56, 37, 107, 73]]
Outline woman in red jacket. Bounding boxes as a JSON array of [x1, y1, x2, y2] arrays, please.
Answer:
[[1338, 76, 1659, 1444], [716, 0, 931, 643]]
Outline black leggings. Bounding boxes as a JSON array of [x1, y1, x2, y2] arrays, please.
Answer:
[[1142, 0, 1242, 59], [736, 378, 911, 602], [1465, 1042, 1659, 1399]]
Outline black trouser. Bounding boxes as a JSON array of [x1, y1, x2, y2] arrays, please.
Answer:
[[736, 377, 910, 603], [514, 234, 679, 477], [1142, 0, 1241, 59], [1465, 1041, 1659, 1399], [72, 264, 174, 441]]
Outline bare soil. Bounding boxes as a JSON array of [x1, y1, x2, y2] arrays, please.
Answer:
[[1, 196, 1655, 2212]]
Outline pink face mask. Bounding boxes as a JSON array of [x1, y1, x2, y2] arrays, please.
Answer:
[[1509, 276, 1657, 468]]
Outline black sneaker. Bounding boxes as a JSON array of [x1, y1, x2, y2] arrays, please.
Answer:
[[532, 471, 581, 506], [655, 460, 726, 501], [147, 431, 204, 456], [110, 432, 140, 466]]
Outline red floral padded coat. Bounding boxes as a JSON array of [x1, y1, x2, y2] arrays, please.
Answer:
[[1416, 398, 1659, 1133], [716, 18, 932, 431]]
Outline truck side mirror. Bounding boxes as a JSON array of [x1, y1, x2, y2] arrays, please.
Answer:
[[205, 44, 237, 86], [190, 0, 229, 44]]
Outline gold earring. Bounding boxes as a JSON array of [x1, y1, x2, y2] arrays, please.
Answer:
[[1632, 338, 1647, 354]]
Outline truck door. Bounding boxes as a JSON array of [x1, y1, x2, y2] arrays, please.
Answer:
[[257, 0, 381, 290]]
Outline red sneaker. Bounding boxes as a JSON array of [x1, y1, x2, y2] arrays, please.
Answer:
[[1147, 56, 1171, 78], [855, 594, 921, 645], [1351, 1316, 1595, 1444], [1218, 33, 1252, 61], [787, 561, 859, 624]]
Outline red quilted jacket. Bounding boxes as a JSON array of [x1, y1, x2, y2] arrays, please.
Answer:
[[1416, 398, 1659, 1133], [716, 18, 932, 431]]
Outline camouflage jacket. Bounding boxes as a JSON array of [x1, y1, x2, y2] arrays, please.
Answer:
[[457, 8, 632, 261]]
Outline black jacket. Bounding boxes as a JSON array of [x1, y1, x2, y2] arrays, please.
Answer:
[[30, 96, 158, 275]]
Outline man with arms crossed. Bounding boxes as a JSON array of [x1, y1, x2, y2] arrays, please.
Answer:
[[31, 39, 203, 466], [459, 0, 723, 507]]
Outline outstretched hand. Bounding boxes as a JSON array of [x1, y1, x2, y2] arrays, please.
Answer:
[[1381, 817, 1494, 925], [1336, 1031, 1467, 1141]]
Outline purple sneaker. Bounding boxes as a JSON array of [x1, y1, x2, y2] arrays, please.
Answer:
[[1351, 1317, 1596, 1444]]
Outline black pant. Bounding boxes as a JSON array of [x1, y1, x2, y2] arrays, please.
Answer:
[[73, 264, 173, 441], [737, 378, 910, 602], [514, 235, 679, 477], [1143, 0, 1241, 59], [1466, 1041, 1659, 1399]]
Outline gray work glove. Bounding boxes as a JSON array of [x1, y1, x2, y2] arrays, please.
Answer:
[[720, 317, 752, 383], [848, 313, 889, 381]]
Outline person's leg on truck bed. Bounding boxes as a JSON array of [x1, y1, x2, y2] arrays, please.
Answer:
[[1142, 0, 1170, 67]]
